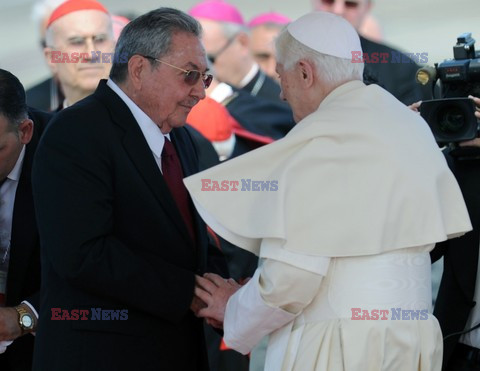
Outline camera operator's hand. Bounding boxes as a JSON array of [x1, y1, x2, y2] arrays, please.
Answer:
[[408, 100, 422, 113], [459, 96, 480, 147], [468, 95, 480, 120]]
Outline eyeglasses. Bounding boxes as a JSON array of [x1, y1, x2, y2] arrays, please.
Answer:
[[142, 55, 213, 89], [320, 0, 361, 8], [207, 34, 238, 64]]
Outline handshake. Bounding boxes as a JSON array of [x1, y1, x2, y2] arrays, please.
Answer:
[[190, 273, 245, 329]]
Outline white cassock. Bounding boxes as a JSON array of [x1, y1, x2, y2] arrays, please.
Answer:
[[184, 80, 472, 370]]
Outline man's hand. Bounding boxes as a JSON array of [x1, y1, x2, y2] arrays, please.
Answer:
[[0, 307, 21, 341], [191, 276, 207, 314], [194, 273, 241, 324]]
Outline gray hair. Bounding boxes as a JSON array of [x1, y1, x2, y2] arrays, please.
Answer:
[[31, 0, 67, 47], [31, 0, 66, 24], [110, 8, 202, 83], [275, 28, 364, 86], [220, 21, 246, 39]]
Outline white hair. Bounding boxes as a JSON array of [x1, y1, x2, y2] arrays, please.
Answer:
[[31, 0, 67, 26], [275, 28, 364, 85]]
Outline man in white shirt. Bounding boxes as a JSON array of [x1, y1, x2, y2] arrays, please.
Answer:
[[0, 69, 50, 371]]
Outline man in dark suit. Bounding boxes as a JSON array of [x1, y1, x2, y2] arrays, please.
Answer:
[[32, 8, 225, 371], [0, 69, 51, 371], [312, 0, 425, 105], [431, 96, 480, 371]]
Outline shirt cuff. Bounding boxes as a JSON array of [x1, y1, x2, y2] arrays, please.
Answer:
[[223, 269, 296, 355], [21, 300, 38, 336]]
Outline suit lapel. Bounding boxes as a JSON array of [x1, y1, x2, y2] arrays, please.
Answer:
[[93, 81, 194, 248], [8, 139, 38, 300]]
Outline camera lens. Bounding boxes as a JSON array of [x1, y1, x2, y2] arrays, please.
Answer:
[[437, 105, 466, 134]]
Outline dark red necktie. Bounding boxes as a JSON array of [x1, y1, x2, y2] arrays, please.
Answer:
[[161, 138, 196, 242]]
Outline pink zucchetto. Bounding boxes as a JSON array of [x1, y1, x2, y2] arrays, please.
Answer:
[[248, 12, 291, 28], [188, 0, 244, 25], [287, 11, 361, 60]]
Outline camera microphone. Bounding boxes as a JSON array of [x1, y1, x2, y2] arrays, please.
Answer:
[[416, 66, 437, 86]]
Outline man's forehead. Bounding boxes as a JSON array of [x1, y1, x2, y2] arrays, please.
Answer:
[[168, 33, 208, 70], [52, 10, 112, 35]]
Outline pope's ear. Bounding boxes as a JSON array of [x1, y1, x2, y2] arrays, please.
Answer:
[[296, 59, 314, 88]]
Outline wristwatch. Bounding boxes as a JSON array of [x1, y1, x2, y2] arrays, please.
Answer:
[[14, 305, 35, 335]]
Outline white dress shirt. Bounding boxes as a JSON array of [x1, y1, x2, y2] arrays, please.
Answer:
[[0, 146, 25, 291], [237, 63, 259, 89], [106, 79, 170, 172]]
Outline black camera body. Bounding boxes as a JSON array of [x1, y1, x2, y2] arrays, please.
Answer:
[[418, 33, 480, 147]]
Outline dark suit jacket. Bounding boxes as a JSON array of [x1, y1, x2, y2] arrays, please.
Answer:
[[31, 80, 225, 371], [0, 108, 51, 371], [431, 153, 480, 369], [242, 69, 282, 103], [360, 36, 426, 105], [25, 78, 64, 112]]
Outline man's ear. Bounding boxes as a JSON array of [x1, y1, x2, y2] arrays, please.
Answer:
[[127, 55, 149, 91], [18, 119, 34, 145], [44, 47, 59, 75], [297, 60, 315, 88], [236, 32, 249, 48]]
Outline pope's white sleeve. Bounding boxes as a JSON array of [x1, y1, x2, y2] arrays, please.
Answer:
[[223, 255, 330, 354]]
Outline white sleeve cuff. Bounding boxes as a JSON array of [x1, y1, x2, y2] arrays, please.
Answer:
[[0, 341, 13, 354], [223, 269, 296, 355], [21, 300, 39, 319], [21, 300, 38, 336], [260, 239, 330, 275]]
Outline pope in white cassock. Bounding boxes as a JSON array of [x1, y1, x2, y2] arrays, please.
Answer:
[[186, 11, 472, 371]]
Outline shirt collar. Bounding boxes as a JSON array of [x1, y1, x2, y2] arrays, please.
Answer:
[[106, 79, 170, 157], [209, 82, 234, 103], [238, 63, 259, 88], [7, 145, 25, 182]]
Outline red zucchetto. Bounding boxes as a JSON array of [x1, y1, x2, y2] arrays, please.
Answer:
[[47, 0, 108, 28]]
